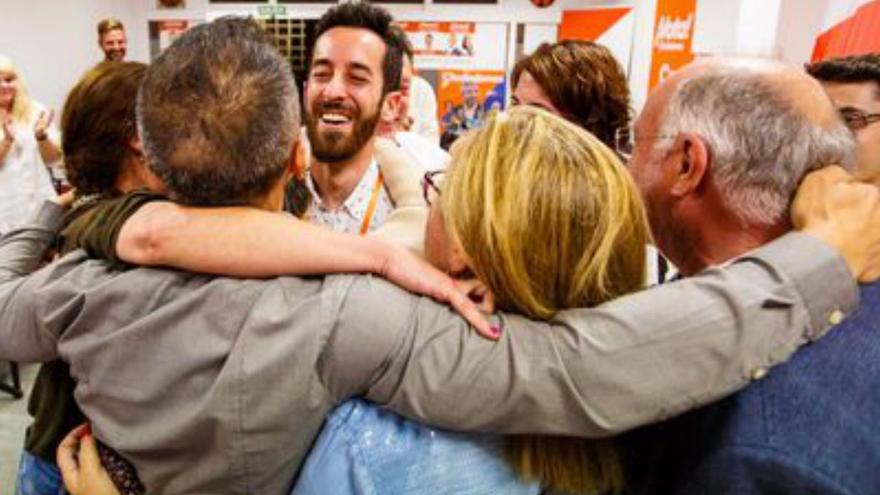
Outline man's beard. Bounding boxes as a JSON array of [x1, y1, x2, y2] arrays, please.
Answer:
[[105, 50, 125, 61], [306, 99, 381, 164]]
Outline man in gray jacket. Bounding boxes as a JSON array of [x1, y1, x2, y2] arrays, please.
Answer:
[[0, 18, 877, 495]]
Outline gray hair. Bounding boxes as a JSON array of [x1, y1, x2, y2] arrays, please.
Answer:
[[656, 68, 856, 226], [137, 17, 300, 206]]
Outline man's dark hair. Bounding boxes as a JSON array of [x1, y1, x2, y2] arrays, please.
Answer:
[[138, 17, 300, 206], [313, 1, 402, 95], [62, 61, 145, 195], [388, 24, 414, 67], [806, 53, 880, 96]]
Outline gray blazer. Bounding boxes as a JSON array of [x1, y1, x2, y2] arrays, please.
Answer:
[[0, 202, 859, 495]]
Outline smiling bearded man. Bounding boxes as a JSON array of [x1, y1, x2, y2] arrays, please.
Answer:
[[300, 2, 406, 235]]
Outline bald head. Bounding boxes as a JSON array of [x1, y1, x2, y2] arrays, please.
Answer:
[[654, 58, 841, 133], [638, 57, 855, 226]]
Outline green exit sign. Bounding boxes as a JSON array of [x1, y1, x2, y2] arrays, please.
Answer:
[[257, 5, 287, 16]]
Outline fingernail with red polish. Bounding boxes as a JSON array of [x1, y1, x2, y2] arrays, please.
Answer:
[[490, 325, 502, 338]]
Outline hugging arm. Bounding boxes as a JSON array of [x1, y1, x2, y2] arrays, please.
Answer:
[[324, 232, 858, 437], [62, 181, 493, 335], [0, 201, 68, 361]]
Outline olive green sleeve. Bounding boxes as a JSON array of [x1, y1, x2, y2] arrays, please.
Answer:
[[59, 190, 167, 265]]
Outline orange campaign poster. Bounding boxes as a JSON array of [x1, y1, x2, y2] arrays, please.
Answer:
[[648, 0, 696, 89], [399, 22, 476, 59], [435, 69, 506, 135]]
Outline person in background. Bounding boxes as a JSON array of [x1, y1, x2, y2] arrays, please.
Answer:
[[377, 25, 446, 167], [511, 40, 630, 152], [510, 40, 668, 283], [97, 18, 127, 62], [807, 53, 880, 188], [389, 25, 440, 144], [0, 55, 60, 234]]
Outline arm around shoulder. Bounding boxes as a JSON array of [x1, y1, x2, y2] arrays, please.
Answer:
[[349, 232, 857, 438]]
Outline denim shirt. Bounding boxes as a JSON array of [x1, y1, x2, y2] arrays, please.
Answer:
[[623, 282, 880, 495], [293, 399, 540, 495]]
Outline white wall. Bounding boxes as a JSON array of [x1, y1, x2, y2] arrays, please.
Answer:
[[191, 0, 593, 23], [624, 0, 658, 111], [776, 0, 831, 65], [0, 0, 149, 114], [692, 0, 829, 65], [2, 0, 829, 120]]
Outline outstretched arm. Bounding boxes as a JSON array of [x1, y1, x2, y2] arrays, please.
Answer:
[[325, 168, 880, 437], [65, 190, 494, 337], [333, 231, 858, 437]]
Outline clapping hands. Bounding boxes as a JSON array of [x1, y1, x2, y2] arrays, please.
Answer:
[[33, 109, 53, 141]]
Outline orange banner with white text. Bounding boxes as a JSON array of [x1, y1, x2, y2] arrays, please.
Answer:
[[648, 0, 696, 89]]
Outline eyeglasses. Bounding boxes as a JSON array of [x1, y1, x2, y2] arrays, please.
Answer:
[[422, 170, 445, 205], [614, 125, 675, 159], [840, 110, 880, 132], [614, 126, 634, 158]]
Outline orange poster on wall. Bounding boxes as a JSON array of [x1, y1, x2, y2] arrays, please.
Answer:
[[435, 70, 506, 134], [648, 0, 696, 89]]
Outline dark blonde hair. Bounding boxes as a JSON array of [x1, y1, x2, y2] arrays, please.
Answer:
[[97, 18, 125, 37], [444, 107, 648, 494], [512, 40, 630, 149]]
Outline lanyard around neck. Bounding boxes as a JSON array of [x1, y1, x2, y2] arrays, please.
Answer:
[[358, 171, 385, 236]]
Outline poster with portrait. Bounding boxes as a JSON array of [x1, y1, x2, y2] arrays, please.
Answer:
[[431, 69, 505, 139], [399, 22, 476, 62]]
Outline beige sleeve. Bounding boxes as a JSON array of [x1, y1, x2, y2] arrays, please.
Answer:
[[327, 232, 858, 438], [371, 137, 429, 256], [0, 200, 67, 362]]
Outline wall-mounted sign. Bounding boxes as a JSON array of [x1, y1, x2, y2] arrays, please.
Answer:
[[435, 69, 505, 135], [399, 22, 476, 61], [648, 0, 696, 89], [257, 4, 287, 16]]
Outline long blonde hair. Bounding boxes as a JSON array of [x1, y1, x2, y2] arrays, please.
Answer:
[[443, 106, 649, 493], [0, 55, 34, 123]]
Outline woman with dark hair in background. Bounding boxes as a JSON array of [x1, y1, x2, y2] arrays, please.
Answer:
[[511, 40, 631, 151]]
